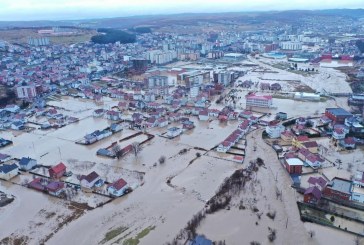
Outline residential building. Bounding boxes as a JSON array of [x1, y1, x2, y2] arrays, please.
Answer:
[[107, 178, 128, 197], [246, 93, 272, 108], [49, 162, 66, 179], [325, 108, 353, 125], [19, 157, 37, 171], [0, 163, 18, 180], [323, 177, 352, 201], [167, 127, 182, 138], [80, 171, 101, 189], [284, 158, 303, 174]]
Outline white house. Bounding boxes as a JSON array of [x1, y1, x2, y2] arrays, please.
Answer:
[[167, 127, 182, 138], [198, 110, 209, 121], [351, 186, 364, 203], [80, 171, 101, 189], [305, 154, 324, 169], [19, 157, 37, 171], [0, 163, 18, 180], [266, 124, 285, 138], [157, 118, 169, 128], [216, 141, 232, 153], [0, 153, 11, 163], [107, 178, 128, 197], [333, 128, 346, 140]]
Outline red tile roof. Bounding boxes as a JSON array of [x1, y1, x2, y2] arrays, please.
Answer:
[[110, 178, 127, 190], [50, 162, 66, 174]]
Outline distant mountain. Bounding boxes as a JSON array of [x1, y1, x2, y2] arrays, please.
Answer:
[[0, 9, 363, 29]]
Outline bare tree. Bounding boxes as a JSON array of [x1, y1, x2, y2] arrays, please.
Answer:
[[111, 144, 122, 159], [132, 142, 141, 157]]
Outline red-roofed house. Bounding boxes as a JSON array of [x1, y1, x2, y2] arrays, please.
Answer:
[[304, 186, 322, 204], [49, 162, 66, 179], [340, 137, 356, 149], [80, 171, 101, 189], [46, 181, 65, 196], [333, 128, 346, 140], [107, 178, 128, 197]]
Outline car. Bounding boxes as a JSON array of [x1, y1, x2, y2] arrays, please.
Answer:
[[63, 171, 73, 177]]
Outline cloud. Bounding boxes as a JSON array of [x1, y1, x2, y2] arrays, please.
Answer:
[[0, 0, 363, 21]]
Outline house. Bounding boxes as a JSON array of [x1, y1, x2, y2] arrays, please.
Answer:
[[208, 109, 220, 118], [0, 163, 18, 180], [0, 153, 11, 163], [302, 141, 318, 154], [305, 154, 324, 169], [307, 176, 327, 190], [157, 117, 169, 128], [296, 117, 307, 126], [352, 170, 364, 203], [145, 117, 158, 128], [281, 130, 294, 142], [325, 108, 353, 125], [46, 181, 65, 196], [80, 171, 101, 189], [198, 110, 209, 121], [304, 186, 322, 204], [297, 148, 311, 161], [284, 158, 303, 174], [182, 120, 195, 130], [276, 112, 288, 120], [339, 137, 356, 149], [167, 127, 182, 138], [217, 141, 232, 153], [10, 121, 24, 130], [28, 178, 46, 192], [323, 177, 352, 201], [320, 115, 332, 125], [292, 135, 309, 148], [19, 157, 37, 171], [110, 123, 123, 133], [332, 128, 346, 140], [105, 110, 121, 121], [49, 162, 66, 179], [93, 109, 105, 117], [107, 178, 128, 197], [266, 122, 285, 138]]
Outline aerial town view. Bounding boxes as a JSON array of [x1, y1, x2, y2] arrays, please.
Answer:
[[1, 1, 364, 245]]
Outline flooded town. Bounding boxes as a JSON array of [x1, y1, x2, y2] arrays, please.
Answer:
[[1, 3, 364, 245]]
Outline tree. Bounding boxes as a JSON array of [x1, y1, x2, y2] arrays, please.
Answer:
[[308, 230, 315, 238], [159, 155, 166, 164], [131, 142, 141, 157], [111, 144, 122, 159]]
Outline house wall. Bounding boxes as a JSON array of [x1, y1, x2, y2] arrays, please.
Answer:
[[0, 169, 18, 180], [323, 188, 350, 201], [352, 191, 364, 203]]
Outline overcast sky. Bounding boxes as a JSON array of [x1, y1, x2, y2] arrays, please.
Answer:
[[0, 0, 363, 21]]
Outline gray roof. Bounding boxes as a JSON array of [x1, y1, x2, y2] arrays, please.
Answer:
[[327, 178, 352, 194]]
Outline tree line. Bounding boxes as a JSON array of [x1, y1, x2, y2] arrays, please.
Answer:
[[91, 28, 136, 44]]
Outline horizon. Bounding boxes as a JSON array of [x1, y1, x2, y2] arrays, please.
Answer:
[[0, 0, 364, 21]]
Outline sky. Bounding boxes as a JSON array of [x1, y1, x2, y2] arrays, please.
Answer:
[[0, 0, 363, 21]]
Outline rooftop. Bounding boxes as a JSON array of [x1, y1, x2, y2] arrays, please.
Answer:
[[326, 108, 352, 117], [327, 178, 352, 194]]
